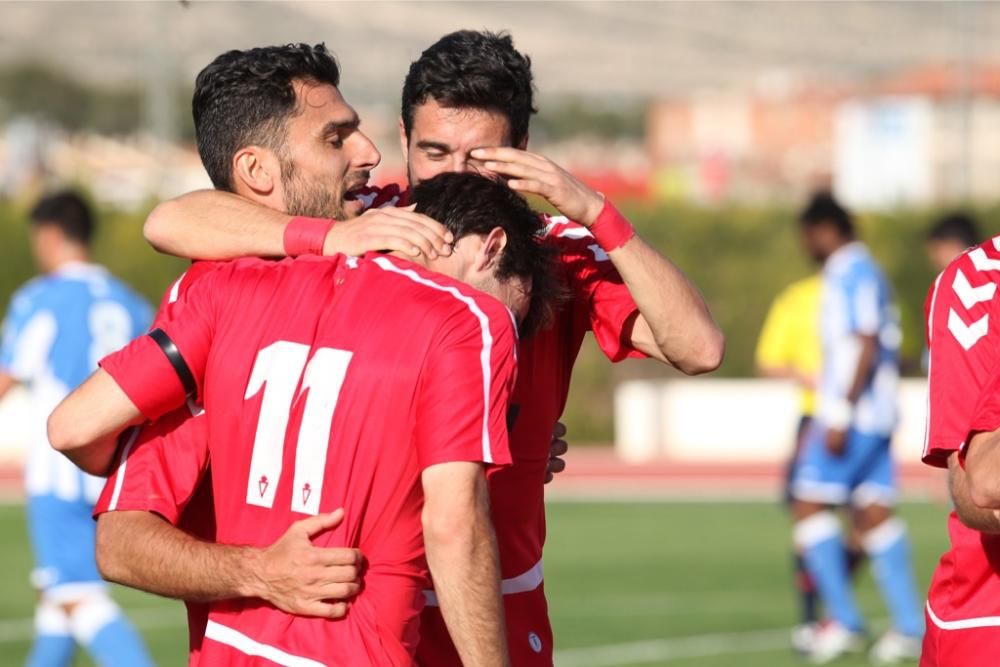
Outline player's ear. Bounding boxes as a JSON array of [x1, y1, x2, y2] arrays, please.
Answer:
[[398, 117, 410, 165], [516, 133, 529, 150], [231, 146, 278, 197], [475, 226, 508, 272]]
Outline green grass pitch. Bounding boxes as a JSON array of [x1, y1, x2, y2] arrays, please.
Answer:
[[0, 500, 950, 666]]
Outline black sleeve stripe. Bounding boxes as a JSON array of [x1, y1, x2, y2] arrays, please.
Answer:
[[506, 404, 521, 432], [148, 328, 197, 399]]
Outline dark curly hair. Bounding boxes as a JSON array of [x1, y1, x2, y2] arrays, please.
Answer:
[[799, 191, 854, 238], [192, 43, 341, 191], [410, 172, 560, 336], [401, 30, 536, 147], [30, 190, 94, 245]]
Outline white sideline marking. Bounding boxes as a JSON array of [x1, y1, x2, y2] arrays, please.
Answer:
[[551, 590, 786, 618], [553, 627, 794, 666], [0, 606, 184, 642], [555, 618, 890, 667]]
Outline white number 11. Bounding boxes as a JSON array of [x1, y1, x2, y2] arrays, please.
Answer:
[[243, 341, 353, 515]]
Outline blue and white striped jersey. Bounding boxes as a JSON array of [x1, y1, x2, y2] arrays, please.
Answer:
[[818, 242, 901, 437], [0, 262, 151, 502]]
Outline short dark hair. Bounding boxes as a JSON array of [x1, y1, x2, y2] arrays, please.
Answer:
[[927, 212, 979, 248], [30, 190, 94, 245], [410, 172, 559, 336], [401, 30, 536, 147], [799, 191, 854, 237], [192, 43, 341, 191]]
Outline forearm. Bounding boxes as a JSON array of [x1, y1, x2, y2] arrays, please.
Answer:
[[949, 451, 1000, 531], [846, 335, 879, 404], [145, 190, 291, 260], [610, 235, 724, 374], [48, 370, 145, 475], [422, 464, 508, 667], [425, 514, 508, 667], [96, 511, 263, 601], [964, 430, 1000, 509]]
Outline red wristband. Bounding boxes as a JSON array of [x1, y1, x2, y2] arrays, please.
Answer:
[[589, 198, 635, 252], [284, 216, 335, 257]]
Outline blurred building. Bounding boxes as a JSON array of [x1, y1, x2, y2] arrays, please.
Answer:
[[647, 63, 1000, 208]]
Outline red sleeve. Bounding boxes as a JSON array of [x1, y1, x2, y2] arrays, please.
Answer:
[[99, 265, 222, 421], [414, 302, 516, 471], [547, 217, 648, 362], [93, 407, 209, 524], [924, 245, 1000, 468]]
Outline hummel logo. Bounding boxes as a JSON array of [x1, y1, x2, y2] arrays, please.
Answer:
[[948, 309, 989, 350], [969, 248, 1000, 273], [258, 475, 269, 498], [302, 483, 312, 506], [953, 269, 997, 309]]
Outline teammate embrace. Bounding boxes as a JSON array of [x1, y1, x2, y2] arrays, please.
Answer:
[[49, 32, 722, 666]]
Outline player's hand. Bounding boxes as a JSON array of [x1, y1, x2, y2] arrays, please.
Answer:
[[470, 147, 605, 226], [251, 508, 366, 619], [323, 206, 453, 259], [825, 428, 848, 457], [545, 421, 568, 484]]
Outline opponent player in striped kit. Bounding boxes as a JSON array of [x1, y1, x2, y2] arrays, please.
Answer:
[[0, 191, 153, 666], [788, 193, 923, 663]]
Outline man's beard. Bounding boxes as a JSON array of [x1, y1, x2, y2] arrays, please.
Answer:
[[282, 166, 347, 220]]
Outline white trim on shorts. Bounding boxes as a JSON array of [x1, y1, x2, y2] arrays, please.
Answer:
[[423, 559, 543, 607]]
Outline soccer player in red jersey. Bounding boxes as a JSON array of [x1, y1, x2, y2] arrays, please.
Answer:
[[101, 32, 724, 666], [921, 235, 1000, 666], [89, 44, 453, 662], [51, 171, 561, 666]]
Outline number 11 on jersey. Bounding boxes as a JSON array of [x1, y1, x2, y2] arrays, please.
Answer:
[[244, 341, 353, 515]]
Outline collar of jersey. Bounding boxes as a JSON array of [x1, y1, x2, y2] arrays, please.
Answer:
[[824, 241, 867, 274], [53, 261, 107, 277]]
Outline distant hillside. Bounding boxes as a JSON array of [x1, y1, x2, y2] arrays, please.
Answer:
[[2, 1, 999, 106]]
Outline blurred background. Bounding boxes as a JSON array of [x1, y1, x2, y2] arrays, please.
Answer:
[[1, 1, 998, 665]]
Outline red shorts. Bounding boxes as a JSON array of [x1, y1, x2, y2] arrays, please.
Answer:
[[921, 607, 1000, 667], [416, 583, 553, 666]]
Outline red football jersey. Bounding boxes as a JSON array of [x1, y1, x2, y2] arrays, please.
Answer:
[[99, 253, 516, 666], [94, 261, 225, 663], [94, 187, 645, 663], [923, 237, 1000, 631], [488, 214, 644, 580], [418, 213, 647, 664]]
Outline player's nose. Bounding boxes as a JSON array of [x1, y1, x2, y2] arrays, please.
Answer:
[[352, 131, 381, 171]]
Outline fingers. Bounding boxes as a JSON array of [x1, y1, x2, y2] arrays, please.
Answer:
[[470, 147, 548, 169], [314, 580, 362, 600], [373, 207, 454, 244], [552, 421, 568, 439], [547, 457, 566, 476], [506, 179, 551, 197], [360, 210, 453, 258], [549, 439, 568, 458], [481, 159, 553, 183], [314, 547, 365, 568], [297, 511, 344, 539], [297, 600, 349, 620]]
